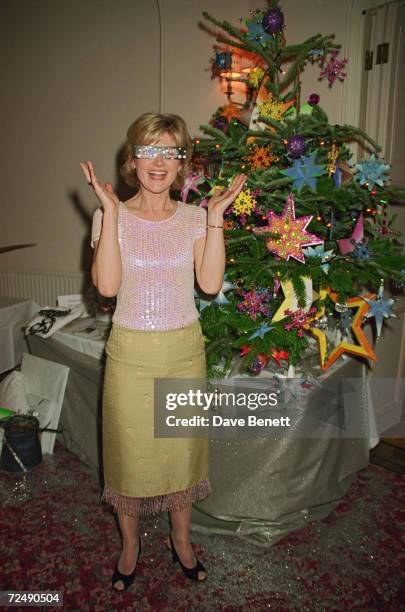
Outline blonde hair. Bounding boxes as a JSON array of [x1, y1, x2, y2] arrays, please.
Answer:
[[120, 112, 192, 190]]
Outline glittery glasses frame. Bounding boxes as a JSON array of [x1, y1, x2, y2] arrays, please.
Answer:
[[134, 145, 187, 160]]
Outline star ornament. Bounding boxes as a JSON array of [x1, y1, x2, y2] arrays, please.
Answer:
[[253, 193, 323, 263], [271, 276, 314, 322], [249, 323, 273, 340], [304, 245, 334, 273], [271, 349, 289, 367], [245, 20, 272, 45], [363, 284, 396, 338], [309, 291, 377, 370], [281, 151, 327, 192], [197, 274, 235, 311], [337, 213, 363, 255], [354, 154, 390, 191], [181, 173, 205, 203]]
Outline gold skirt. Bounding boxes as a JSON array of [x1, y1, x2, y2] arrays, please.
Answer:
[[101, 319, 210, 515]]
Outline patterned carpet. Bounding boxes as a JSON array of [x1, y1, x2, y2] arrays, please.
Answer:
[[0, 441, 404, 611]]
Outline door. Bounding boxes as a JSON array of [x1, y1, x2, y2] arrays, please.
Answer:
[[360, 0, 405, 448]]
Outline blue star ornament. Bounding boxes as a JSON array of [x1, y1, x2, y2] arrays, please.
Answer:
[[303, 245, 334, 273], [249, 323, 274, 340], [354, 154, 390, 191], [281, 152, 327, 192], [197, 274, 235, 311], [198, 298, 211, 312], [363, 284, 396, 337], [246, 21, 272, 45]]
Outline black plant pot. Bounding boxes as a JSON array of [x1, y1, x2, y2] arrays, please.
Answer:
[[0, 415, 42, 473]]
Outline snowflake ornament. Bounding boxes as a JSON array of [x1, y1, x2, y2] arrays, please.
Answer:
[[221, 103, 241, 121], [284, 307, 317, 337], [232, 188, 256, 216], [257, 93, 294, 122], [319, 49, 348, 86], [237, 287, 272, 320], [248, 145, 278, 169]]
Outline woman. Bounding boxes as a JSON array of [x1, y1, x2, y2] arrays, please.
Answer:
[[80, 112, 246, 591]]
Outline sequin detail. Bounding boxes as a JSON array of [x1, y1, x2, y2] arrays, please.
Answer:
[[101, 479, 212, 517], [91, 202, 207, 330]]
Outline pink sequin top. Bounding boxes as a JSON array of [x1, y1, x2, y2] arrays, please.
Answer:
[[91, 201, 207, 330]]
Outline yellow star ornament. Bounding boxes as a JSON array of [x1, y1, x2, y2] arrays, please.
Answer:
[[272, 277, 314, 323], [303, 288, 328, 365]]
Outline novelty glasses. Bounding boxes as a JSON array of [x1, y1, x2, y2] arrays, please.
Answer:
[[134, 145, 187, 160]]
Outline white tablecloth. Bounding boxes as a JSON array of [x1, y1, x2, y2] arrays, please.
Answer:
[[52, 319, 109, 360], [0, 297, 40, 374]]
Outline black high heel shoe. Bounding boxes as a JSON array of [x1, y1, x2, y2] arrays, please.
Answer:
[[111, 536, 142, 592], [165, 533, 207, 582]]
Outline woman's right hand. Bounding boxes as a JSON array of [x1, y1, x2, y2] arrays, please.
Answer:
[[80, 160, 119, 213]]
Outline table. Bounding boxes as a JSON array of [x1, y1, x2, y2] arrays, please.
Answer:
[[26, 328, 105, 475], [0, 297, 40, 374], [190, 356, 376, 545], [27, 325, 379, 546]]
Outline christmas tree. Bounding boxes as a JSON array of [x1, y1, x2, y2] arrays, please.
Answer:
[[183, 1, 405, 378]]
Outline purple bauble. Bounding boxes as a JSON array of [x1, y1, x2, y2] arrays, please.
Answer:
[[308, 93, 320, 106], [250, 354, 268, 375], [213, 117, 228, 132], [262, 7, 284, 34], [286, 135, 306, 159]]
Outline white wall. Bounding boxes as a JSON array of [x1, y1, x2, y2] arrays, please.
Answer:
[[1, 0, 348, 275]]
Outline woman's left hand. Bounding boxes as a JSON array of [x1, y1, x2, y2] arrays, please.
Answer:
[[207, 174, 247, 225]]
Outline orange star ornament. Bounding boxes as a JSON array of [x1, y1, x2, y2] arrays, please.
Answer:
[[318, 292, 377, 370]]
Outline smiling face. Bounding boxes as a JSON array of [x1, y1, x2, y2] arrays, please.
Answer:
[[132, 132, 182, 195]]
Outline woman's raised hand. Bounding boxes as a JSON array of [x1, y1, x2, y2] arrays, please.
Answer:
[[207, 173, 247, 225], [80, 161, 119, 213]]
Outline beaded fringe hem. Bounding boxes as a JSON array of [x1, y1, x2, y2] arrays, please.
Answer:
[[101, 479, 212, 517]]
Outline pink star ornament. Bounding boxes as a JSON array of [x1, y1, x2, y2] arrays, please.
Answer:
[[180, 173, 205, 203], [337, 213, 363, 255], [253, 193, 323, 263]]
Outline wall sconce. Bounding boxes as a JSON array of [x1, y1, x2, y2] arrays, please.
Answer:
[[213, 50, 252, 103]]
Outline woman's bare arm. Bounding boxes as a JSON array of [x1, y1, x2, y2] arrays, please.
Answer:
[[194, 174, 246, 294], [81, 161, 122, 297]]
